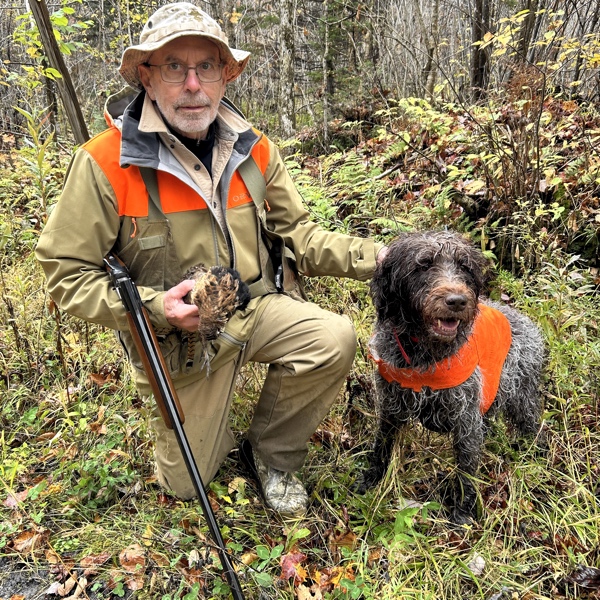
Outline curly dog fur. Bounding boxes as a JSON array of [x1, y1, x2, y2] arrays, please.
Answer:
[[359, 231, 544, 524]]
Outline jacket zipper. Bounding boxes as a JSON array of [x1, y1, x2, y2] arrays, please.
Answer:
[[218, 330, 247, 349]]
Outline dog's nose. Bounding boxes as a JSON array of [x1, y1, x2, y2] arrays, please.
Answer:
[[445, 294, 468, 311]]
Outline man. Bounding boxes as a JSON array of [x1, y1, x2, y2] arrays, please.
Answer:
[[36, 2, 385, 517]]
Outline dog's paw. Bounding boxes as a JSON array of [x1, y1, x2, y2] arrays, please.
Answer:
[[449, 505, 475, 527], [354, 465, 385, 494], [442, 475, 477, 526]]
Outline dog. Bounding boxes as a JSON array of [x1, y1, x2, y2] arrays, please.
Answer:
[[359, 230, 544, 524]]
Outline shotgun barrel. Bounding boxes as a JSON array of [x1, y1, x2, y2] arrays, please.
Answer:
[[104, 253, 244, 600]]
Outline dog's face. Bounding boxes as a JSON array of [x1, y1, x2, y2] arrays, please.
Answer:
[[371, 231, 489, 342]]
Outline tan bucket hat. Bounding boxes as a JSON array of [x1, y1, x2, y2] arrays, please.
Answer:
[[118, 2, 250, 89]]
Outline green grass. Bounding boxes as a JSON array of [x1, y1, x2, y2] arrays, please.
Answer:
[[2, 130, 600, 598], [2, 248, 599, 599]]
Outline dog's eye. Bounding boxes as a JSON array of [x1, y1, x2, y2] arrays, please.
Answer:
[[416, 260, 432, 272]]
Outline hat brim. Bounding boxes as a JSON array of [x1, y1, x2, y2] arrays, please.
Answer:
[[118, 30, 250, 89]]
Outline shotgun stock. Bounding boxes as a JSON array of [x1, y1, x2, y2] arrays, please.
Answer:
[[103, 253, 184, 428], [104, 253, 244, 600]]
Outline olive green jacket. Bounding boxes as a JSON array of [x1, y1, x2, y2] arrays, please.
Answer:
[[36, 89, 382, 392]]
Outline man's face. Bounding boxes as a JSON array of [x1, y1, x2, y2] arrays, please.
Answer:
[[138, 36, 228, 140]]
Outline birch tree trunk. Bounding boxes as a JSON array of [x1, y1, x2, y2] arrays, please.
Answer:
[[279, 0, 296, 138], [411, 0, 440, 99], [321, 0, 331, 146]]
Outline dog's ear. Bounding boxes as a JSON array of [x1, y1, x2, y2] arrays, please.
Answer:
[[467, 245, 492, 297], [370, 237, 410, 323], [478, 252, 496, 295]]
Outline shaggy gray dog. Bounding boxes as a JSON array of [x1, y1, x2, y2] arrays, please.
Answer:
[[359, 231, 544, 524]]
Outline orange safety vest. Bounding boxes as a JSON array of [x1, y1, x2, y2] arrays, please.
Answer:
[[83, 126, 271, 217], [370, 304, 512, 414]]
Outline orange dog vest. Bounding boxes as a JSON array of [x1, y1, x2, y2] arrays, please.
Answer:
[[370, 304, 512, 414]]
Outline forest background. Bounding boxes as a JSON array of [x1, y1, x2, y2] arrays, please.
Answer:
[[1, 0, 600, 599]]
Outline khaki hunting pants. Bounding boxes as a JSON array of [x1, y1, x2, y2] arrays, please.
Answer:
[[151, 293, 357, 500]]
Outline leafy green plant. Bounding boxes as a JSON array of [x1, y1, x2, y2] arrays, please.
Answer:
[[11, 2, 92, 92], [13, 106, 59, 216]]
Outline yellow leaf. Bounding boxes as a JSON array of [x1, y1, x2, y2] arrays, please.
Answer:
[[240, 551, 258, 565], [464, 179, 486, 194], [142, 525, 154, 546], [296, 583, 324, 599], [228, 476, 246, 494]]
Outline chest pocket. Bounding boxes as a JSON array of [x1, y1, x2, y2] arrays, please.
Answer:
[[113, 167, 184, 292]]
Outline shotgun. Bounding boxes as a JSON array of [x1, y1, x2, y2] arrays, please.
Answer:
[[104, 253, 244, 600]]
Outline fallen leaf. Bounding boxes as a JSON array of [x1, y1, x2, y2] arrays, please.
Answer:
[[179, 518, 192, 533], [12, 529, 47, 553], [80, 552, 111, 576], [105, 449, 130, 464], [228, 477, 247, 494], [366, 547, 384, 566], [188, 549, 201, 567], [89, 421, 107, 434], [208, 491, 220, 512], [89, 372, 111, 386], [45, 581, 63, 595], [296, 583, 323, 599], [280, 552, 308, 584], [156, 493, 177, 507], [328, 529, 357, 553], [240, 551, 258, 566], [119, 543, 146, 573], [45, 549, 61, 564], [125, 574, 145, 591], [467, 552, 485, 576], [49, 558, 75, 579], [328, 565, 355, 588], [181, 567, 204, 585], [4, 489, 29, 508], [63, 576, 87, 600], [56, 575, 77, 597], [148, 550, 170, 567]]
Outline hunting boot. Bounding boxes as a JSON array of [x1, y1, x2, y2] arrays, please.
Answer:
[[240, 440, 308, 517]]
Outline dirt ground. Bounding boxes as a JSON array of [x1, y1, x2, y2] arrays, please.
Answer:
[[0, 557, 52, 599]]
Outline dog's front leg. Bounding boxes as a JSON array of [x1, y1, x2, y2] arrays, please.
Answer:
[[357, 381, 407, 493], [359, 417, 399, 492], [450, 423, 484, 525]]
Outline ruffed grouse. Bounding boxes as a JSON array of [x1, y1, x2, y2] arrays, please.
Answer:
[[182, 264, 251, 372]]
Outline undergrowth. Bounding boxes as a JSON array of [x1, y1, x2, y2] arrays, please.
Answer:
[[1, 96, 600, 599]]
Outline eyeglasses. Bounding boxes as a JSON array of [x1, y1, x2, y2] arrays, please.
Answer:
[[145, 61, 224, 84]]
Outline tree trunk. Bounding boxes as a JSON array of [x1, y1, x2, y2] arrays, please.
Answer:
[[470, 0, 491, 100], [518, 0, 540, 63], [279, 0, 296, 138], [411, 0, 440, 99], [572, 1, 599, 97], [322, 0, 330, 146], [27, 0, 89, 144]]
